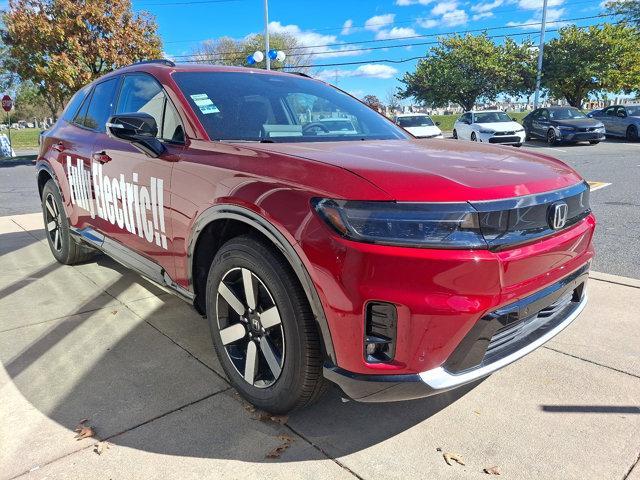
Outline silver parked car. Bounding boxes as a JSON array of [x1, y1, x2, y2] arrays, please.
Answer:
[[588, 104, 640, 141]]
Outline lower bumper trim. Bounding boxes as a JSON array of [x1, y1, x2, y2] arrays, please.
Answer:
[[325, 291, 587, 403]]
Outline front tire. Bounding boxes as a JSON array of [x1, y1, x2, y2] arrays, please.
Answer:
[[205, 235, 325, 414], [41, 179, 94, 265], [547, 129, 558, 145], [471, 132, 478, 142]]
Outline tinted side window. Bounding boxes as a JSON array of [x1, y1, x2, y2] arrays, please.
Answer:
[[62, 87, 90, 122], [605, 107, 616, 116], [83, 78, 119, 132], [73, 91, 92, 126], [116, 74, 183, 142]]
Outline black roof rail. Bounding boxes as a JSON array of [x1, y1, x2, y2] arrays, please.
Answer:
[[130, 59, 176, 68], [288, 71, 312, 78]]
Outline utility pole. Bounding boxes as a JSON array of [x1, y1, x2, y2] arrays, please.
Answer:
[[264, 0, 270, 70], [533, 0, 548, 109]]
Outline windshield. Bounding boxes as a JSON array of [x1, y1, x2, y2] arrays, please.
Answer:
[[473, 112, 512, 123], [626, 106, 640, 116], [172, 71, 408, 143], [549, 108, 586, 120], [397, 115, 435, 127]]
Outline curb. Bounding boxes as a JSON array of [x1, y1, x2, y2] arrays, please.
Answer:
[[590, 271, 640, 289]]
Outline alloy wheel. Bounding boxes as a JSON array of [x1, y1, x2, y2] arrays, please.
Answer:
[[547, 129, 556, 145], [216, 267, 285, 388], [44, 193, 62, 251]]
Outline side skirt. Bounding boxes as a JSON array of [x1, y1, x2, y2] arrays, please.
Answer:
[[70, 226, 195, 303]]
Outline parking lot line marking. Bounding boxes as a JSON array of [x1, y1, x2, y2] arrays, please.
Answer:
[[587, 181, 611, 192]]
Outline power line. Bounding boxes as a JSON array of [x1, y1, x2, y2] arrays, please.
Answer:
[[171, 13, 615, 61], [137, 0, 242, 6]]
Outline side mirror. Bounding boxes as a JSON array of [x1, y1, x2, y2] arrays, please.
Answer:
[[106, 113, 166, 158], [435, 121, 441, 126]]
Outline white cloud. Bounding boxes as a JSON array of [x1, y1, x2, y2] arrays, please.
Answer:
[[341, 19, 353, 36], [417, 17, 439, 28], [431, 1, 458, 16], [517, 0, 565, 9], [395, 0, 435, 5], [316, 64, 399, 81], [441, 9, 469, 26], [364, 14, 396, 32], [375, 27, 417, 40], [473, 12, 494, 20], [506, 7, 566, 28], [266, 21, 365, 59], [471, 0, 504, 13]]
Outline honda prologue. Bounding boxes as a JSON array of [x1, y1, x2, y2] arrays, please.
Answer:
[[37, 60, 594, 413]]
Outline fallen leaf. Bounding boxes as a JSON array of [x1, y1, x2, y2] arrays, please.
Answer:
[[443, 452, 465, 466], [74, 419, 96, 440], [483, 466, 501, 475], [269, 415, 288, 425], [93, 442, 111, 455], [242, 403, 256, 413], [266, 434, 293, 459], [111, 310, 117, 315], [436, 447, 442, 452]]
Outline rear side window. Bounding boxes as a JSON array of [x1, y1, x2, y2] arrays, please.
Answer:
[[116, 74, 184, 142], [82, 78, 120, 132], [61, 87, 90, 122]]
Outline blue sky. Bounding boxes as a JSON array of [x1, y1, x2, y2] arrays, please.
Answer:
[[140, 0, 605, 100]]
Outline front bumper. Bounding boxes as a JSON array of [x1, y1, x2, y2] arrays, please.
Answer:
[[558, 130, 605, 142], [325, 264, 589, 402], [478, 130, 526, 144]]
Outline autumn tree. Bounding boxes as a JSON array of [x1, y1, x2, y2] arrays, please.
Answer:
[[191, 33, 312, 70], [2, 0, 162, 118], [542, 24, 640, 107], [398, 33, 509, 111], [362, 95, 384, 112]]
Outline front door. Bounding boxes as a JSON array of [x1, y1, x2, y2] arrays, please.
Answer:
[[91, 72, 185, 280]]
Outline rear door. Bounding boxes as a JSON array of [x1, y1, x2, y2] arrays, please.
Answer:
[[91, 72, 185, 280]]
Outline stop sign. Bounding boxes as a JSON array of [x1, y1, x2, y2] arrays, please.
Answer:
[[2, 95, 12, 112]]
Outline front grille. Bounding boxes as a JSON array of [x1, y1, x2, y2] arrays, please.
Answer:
[[489, 136, 521, 143], [495, 131, 516, 136], [444, 264, 589, 373], [472, 182, 591, 250]]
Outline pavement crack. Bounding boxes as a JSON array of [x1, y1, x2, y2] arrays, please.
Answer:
[[285, 423, 365, 480], [622, 450, 640, 480], [543, 346, 640, 380]]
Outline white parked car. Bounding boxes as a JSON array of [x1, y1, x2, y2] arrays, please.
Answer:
[[453, 110, 525, 147], [318, 117, 358, 135], [395, 113, 443, 139]]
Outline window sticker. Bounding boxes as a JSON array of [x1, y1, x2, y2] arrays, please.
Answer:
[[190, 93, 220, 114]]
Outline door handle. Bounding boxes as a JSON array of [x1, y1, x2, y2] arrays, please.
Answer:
[[52, 142, 65, 152], [92, 151, 112, 164]]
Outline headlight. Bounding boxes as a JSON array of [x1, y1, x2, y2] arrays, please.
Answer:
[[478, 129, 495, 134], [515, 127, 525, 132], [313, 199, 486, 249]]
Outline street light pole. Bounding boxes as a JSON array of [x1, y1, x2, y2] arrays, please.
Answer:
[[264, 0, 270, 70], [533, 0, 548, 109]]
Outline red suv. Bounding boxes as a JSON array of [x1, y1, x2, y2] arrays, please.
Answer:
[[36, 60, 594, 413]]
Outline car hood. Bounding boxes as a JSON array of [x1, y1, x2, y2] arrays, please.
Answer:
[[475, 121, 523, 132], [404, 125, 442, 137], [249, 139, 583, 202], [552, 118, 603, 128]]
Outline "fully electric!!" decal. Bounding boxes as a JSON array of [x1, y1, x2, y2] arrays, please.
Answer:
[[66, 156, 168, 249]]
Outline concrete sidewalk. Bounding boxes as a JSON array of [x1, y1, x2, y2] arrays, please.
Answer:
[[1, 213, 638, 480]]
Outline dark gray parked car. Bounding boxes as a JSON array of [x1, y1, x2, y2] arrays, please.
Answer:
[[587, 104, 640, 141], [522, 107, 606, 145]]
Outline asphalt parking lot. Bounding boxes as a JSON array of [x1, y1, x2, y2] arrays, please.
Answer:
[[0, 140, 639, 479]]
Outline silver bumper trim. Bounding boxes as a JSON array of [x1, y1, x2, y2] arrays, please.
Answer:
[[419, 292, 588, 391]]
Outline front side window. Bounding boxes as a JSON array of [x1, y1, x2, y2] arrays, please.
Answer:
[[397, 115, 435, 128], [83, 78, 119, 132], [172, 71, 408, 143], [116, 74, 184, 142]]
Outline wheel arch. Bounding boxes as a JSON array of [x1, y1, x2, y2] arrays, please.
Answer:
[[188, 204, 336, 363], [36, 162, 56, 199]]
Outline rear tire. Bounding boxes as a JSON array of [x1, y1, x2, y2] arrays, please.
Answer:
[[452, 129, 458, 139], [205, 235, 325, 414], [627, 125, 638, 142], [588, 140, 600, 145], [41, 179, 95, 265]]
